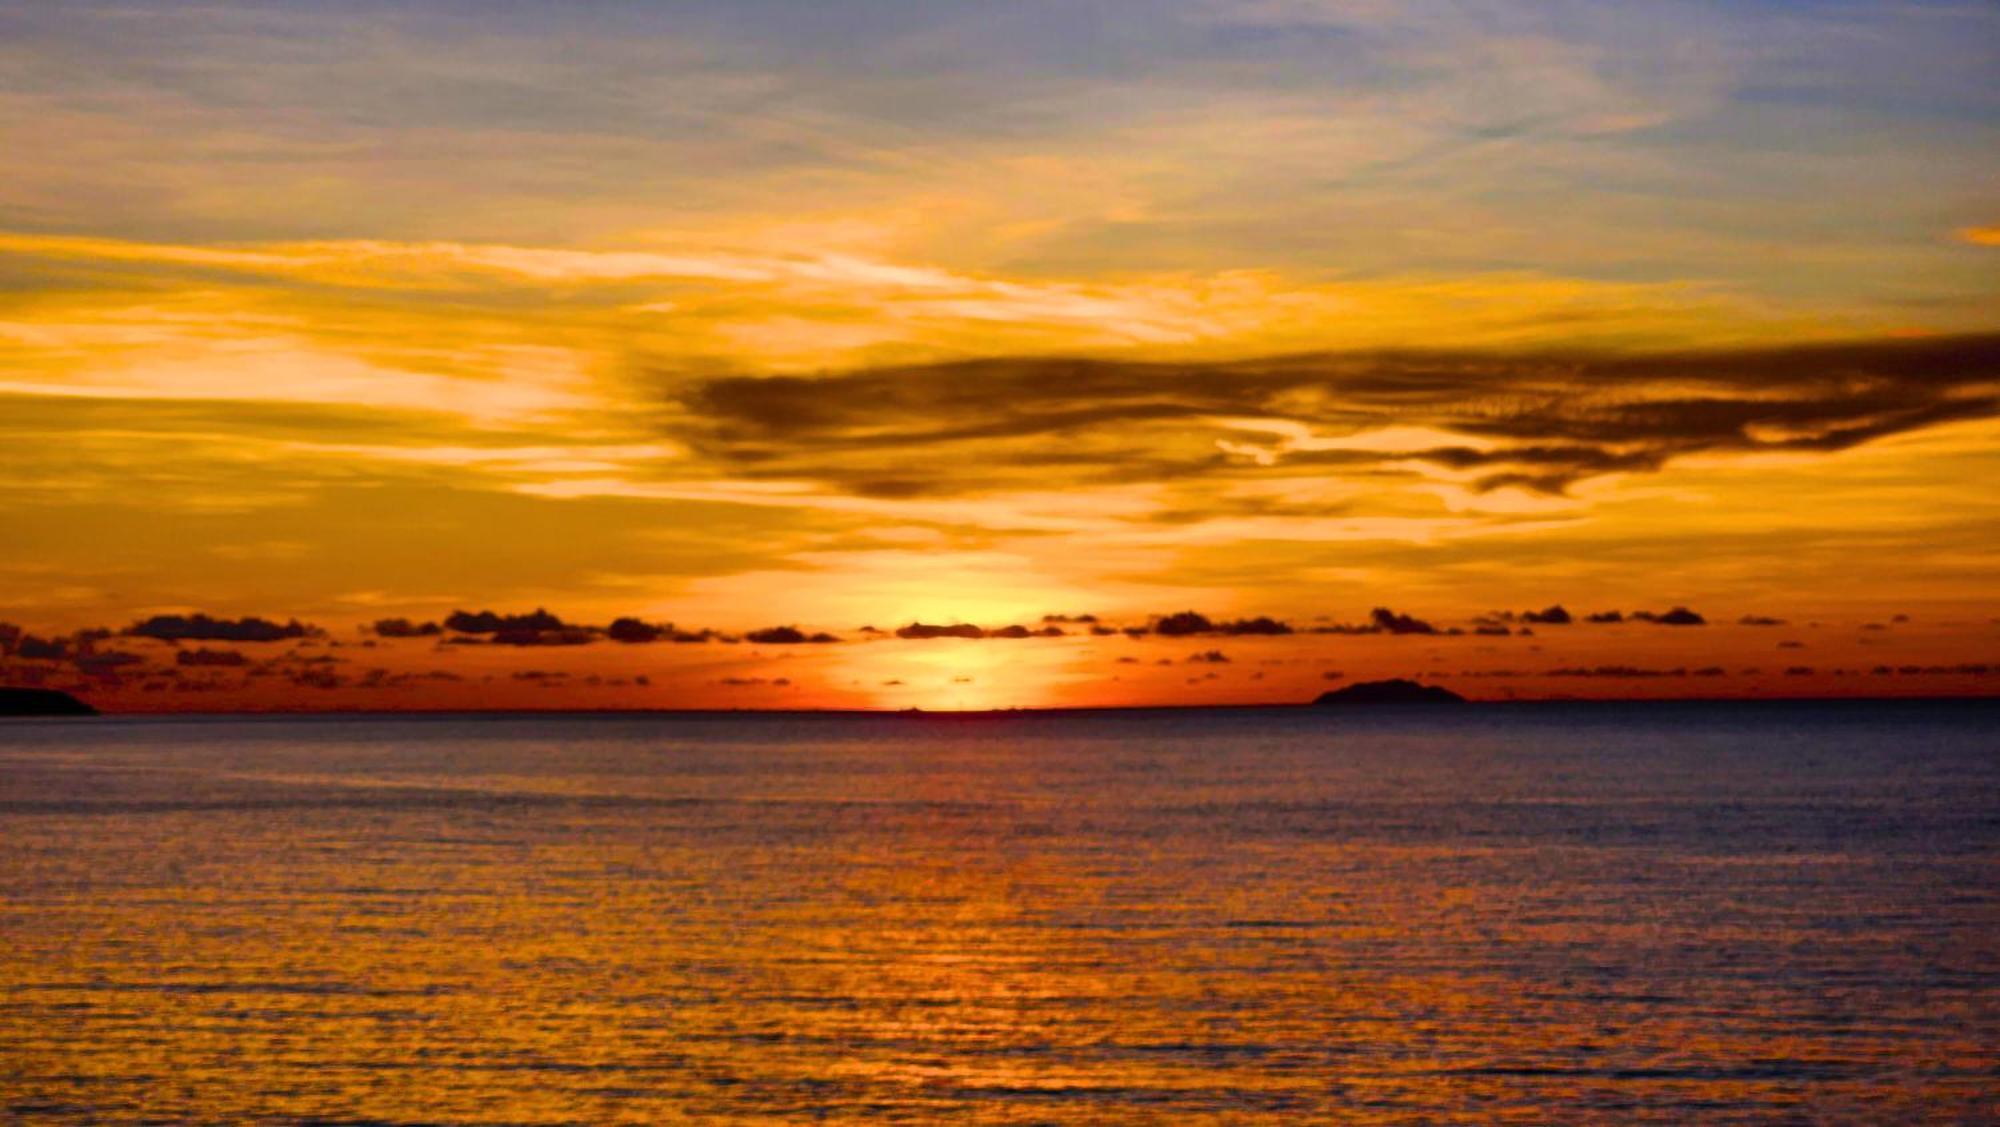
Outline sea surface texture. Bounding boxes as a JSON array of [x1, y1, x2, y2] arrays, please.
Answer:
[[1, 703, 1995, 1123]]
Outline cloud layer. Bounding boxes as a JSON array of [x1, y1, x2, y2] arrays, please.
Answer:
[[677, 335, 2000, 499], [0, 1, 1994, 706]]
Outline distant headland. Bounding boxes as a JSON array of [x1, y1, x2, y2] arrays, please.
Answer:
[[1313, 679, 1467, 706], [0, 688, 97, 716]]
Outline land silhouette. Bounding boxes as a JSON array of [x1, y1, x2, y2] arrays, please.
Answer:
[[1314, 679, 1468, 706], [0, 688, 96, 716]]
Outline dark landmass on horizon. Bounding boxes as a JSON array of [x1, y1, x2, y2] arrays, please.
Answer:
[[0, 688, 97, 716], [1314, 679, 1468, 706]]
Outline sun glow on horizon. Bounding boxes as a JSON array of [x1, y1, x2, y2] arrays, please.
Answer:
[[828, 639, 1081, 712]]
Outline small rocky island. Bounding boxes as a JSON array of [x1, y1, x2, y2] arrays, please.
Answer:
[[1313, 678, 1466, 706], [0, 688, 97, 716]]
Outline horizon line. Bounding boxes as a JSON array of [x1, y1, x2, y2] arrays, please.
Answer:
[[9, 693, 1997, 722]]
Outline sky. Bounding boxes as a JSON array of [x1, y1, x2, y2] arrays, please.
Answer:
[[1, 0, 1995, 710]]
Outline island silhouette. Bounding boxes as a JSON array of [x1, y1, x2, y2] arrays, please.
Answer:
[[0, 688, 96, 716], [1313, 679, 1467, 706]]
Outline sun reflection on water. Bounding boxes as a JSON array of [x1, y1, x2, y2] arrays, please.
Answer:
[[2, 708, 1995, 1122]]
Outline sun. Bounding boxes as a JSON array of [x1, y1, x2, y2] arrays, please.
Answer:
[[834, 638, 1067, 711]]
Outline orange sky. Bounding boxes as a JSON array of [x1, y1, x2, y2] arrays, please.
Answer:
[[1, 1, 1995, 710]]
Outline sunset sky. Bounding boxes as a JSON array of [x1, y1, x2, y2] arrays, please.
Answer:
[[2, 0, 1995, 710]]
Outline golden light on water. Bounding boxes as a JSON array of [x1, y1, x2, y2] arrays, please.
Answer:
[[7, 711, 1995, 1119]]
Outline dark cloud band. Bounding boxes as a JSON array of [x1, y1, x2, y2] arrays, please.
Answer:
[[669, 334, 2000, 497]]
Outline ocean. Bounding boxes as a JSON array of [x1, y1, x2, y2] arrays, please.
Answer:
[[1, 702, 1994, 1122]]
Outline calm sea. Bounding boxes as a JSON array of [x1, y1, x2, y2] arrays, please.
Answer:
[[1, 702, 1995, 1123]]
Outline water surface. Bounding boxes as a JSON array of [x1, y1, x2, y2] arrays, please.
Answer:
[[2, 702, 1995, 1122]]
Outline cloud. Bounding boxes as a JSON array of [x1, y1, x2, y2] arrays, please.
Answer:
[[1536, 659, 1696, 679], [890, 621, 1061, 640], [1737, 614, 1787, 626], [604, 620, 729, 643], [1137, 611, 1294, 637], [175, 648, 248, 667], [444, 608, 568, 634], [672, 335, 2000, 500], [0, 233, 1221, 352], [1872, 663, 1992, 676], [75, 651, 144, 674], [1187, 650, 1230, 664], [6, 634, 65, 660], [440, 607, 598, 646], [1543, 665, 1728, 678], [1308, 610, 1453, 635], [745, 626, 840, 644], [1958, 227, 2000, 247], [126, 613, 319, 642], [1630, 607, 1706, 626], [1218, 616, 1293, 636], [370, 617, 443, 637], [897, 622, 986, 640], [607, 617, 670, 643], [1152, 611, 1216, 637], [489, 628, 597, 647], [1369, 607, 1440, 635]]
